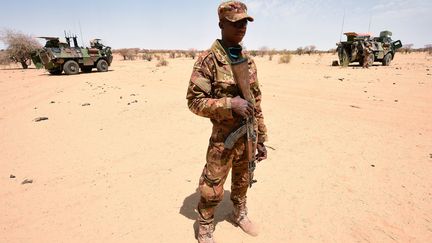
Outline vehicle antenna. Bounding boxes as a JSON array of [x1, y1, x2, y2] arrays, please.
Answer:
[[79, 21, 84, 47], [367, 14, 372, 33], [339, 8, 346, 42]]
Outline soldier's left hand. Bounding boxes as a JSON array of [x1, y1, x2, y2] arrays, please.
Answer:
[[256, 142, 267, 162]]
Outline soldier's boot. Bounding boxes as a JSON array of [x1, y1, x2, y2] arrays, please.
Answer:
[[197, 223, 216, 243], [232, 205, 259, 237]]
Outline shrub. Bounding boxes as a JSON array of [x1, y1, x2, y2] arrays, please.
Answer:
[[142, 53, 152, 61], [187, 49, 197, 59], [278, 54, 292, 64], [156, 58, 168, 67]]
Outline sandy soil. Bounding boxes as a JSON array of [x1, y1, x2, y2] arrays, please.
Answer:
[[1, 52, 431, 243]]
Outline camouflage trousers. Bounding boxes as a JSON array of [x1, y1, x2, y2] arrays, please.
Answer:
[[197, 140, 250, 225]]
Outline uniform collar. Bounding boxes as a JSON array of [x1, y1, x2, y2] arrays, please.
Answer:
[[211, 40, 230, 65]]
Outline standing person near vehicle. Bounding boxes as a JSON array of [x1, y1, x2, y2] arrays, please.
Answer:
[[363, 41, 373, 68], [186, 1, 268, 242]]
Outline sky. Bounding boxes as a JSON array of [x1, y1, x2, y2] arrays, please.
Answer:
[[0, 0, 431, 51]]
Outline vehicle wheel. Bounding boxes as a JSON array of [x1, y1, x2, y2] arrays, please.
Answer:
[[382, 53, 392, 66], [63, 60, 80, 75], [96, 59, 108, 72], [81, 66, 93, 73], [338, 48, 349, 67], [48, 68, 62, 75]]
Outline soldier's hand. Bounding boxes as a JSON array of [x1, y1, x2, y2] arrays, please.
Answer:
[[231, 96, 253, 118], [256, 142, 267, 162]]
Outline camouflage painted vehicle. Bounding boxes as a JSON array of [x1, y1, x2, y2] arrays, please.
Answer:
[[32, 35, 112, 75], [336, 30, 402, 67]]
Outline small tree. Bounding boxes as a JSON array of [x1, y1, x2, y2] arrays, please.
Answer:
[[259, 46, 268, 57], [305, 45, 316, 55], [296, 47, 304, 55], [0, 29, 41, 69], [187, 48, 197, 59]]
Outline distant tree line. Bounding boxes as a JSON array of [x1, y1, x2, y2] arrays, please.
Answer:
[[112, 48, 198, 61]]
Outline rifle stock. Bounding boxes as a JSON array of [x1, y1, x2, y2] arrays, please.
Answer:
[[231, 59, 257, 188]]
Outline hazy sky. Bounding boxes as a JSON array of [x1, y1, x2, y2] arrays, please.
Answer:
[[1, 0, 431, 50]]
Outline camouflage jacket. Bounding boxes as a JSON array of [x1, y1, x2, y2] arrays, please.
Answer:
[[186, 40, 268, 144]]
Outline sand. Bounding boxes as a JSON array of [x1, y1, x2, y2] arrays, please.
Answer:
[[1, 52, 431, 242]]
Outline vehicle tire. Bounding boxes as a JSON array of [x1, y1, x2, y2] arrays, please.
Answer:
[[96, 59, 108, 72], [48, 68, 62, 75], [81, 66, 93, 73], [382, 53, 392, 66], [338, 48, 349, 67], [63, 60, 80, 75]]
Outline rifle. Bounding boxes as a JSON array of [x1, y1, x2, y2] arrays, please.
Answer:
[[228, 58, 257, 188]]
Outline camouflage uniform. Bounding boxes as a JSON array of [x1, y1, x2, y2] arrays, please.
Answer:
[[186, 39, 268, 226], [363, 41, 373, 68]]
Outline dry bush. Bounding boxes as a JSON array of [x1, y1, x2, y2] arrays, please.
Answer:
[[305, 45, 316, 55], [278, 54, 292, 64], [259, 46, 268, 57], [400, 44, 414, 54], [424, 44, 432, 55], [156, 58, 168, 67], [187, 48, 197, 59], [296, 47, 304, 55], [169, 52, 176, 59], [0, 29, 42, 69], [142, 53, 152, 61], [116, 48, 139, 60]]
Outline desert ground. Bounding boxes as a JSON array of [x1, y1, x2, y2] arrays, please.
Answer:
[[1, 52, 431, 243]]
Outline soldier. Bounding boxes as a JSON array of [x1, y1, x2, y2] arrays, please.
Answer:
[[186, 1, 268, 242], [362, 41, 373, 68]]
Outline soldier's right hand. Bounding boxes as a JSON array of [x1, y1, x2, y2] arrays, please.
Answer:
[[231, 96, 254, 118]]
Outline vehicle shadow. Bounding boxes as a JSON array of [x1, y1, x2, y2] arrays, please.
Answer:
[[179, 188, 233, 239], [38, 69, 115, 76], [0, 67, 37, 71]]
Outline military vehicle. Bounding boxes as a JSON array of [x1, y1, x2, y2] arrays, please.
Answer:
[[32, 34, 112, 75], [336, 30, 402, 67]]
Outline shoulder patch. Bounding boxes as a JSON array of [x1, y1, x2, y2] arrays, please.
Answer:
[[191, 77, 211, 94]]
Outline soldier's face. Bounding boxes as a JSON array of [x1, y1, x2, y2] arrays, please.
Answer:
[[221, 19, 248, 45]]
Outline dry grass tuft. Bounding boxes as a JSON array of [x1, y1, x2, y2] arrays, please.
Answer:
[[278, 54, 292, 64], [156, 58, 168, 67]]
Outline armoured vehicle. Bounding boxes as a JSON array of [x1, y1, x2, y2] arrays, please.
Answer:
[[336, 30, 402, 67], [32, 35, 112, 75]]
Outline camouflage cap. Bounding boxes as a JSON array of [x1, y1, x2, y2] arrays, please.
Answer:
[[218, 1, 254, 22]]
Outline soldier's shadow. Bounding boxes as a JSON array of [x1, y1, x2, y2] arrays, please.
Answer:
[[179, 188, 233, 239]]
